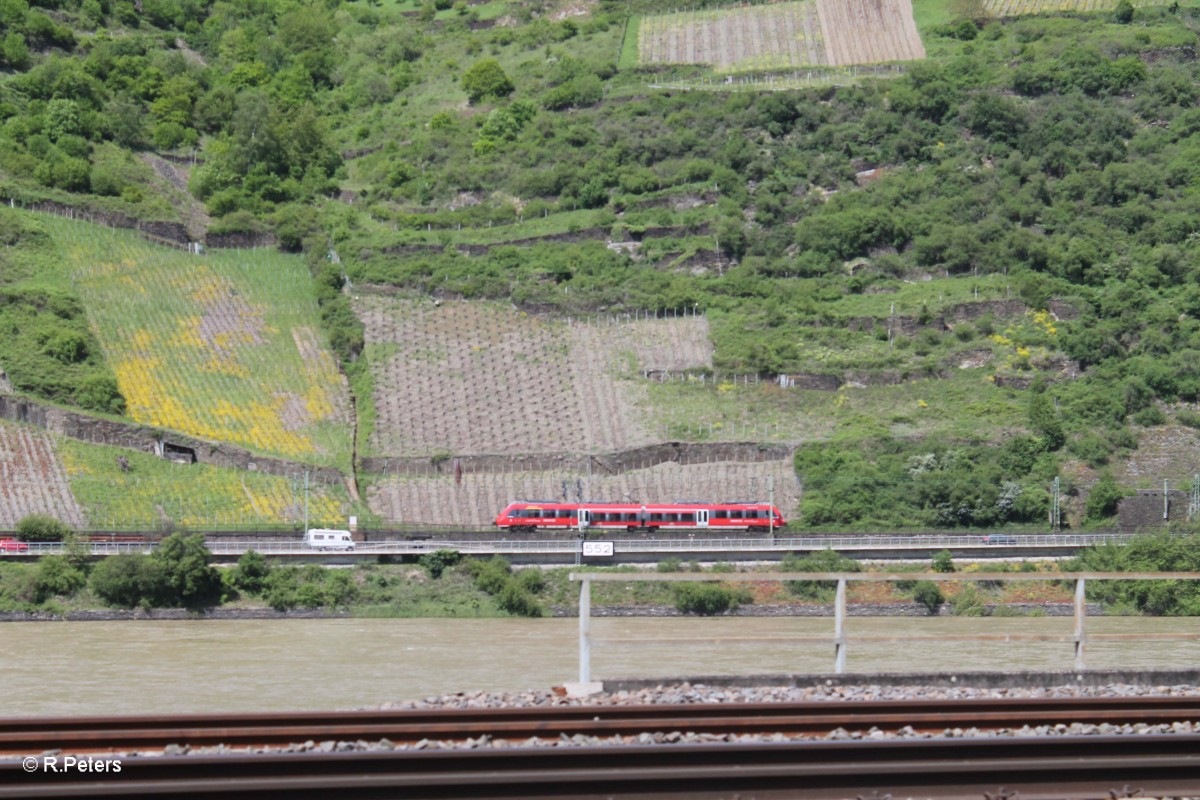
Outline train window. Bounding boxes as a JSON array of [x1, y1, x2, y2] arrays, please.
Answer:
[[650, 513, 663, 522], [714, 510, 728, 518], [665, 513, 678, 522], [622, 513, 636, 522], [681, 513, 695, 522], [509, 510, 524, 518], [558, 509, 573, 518], [730, 510, 743, 519]]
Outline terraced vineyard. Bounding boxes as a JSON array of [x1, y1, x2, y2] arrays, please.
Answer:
[[47, 217, 353, 468], [366, 459, 800, 529], [355, 296, 712, 457], [637, 1, 827, 71], [983, 0, 1168, 14], [815, 0, 925, 66], [635, 0, 924, 71], [0, 422, 85, 528], [58, 438, 352, 530]]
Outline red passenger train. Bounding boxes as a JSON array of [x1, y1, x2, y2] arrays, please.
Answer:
[[494, 501, 786, 533]]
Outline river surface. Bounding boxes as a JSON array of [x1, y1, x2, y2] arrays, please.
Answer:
[[2, 616, 1198, 717]]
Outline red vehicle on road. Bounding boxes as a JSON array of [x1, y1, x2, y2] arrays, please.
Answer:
[[0, 539, 29, 552], [495, 501, 787, 534]]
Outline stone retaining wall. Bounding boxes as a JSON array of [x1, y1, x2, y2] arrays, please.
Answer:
[[0, 394, 344, 483], [554, 602, 1102, 618], [360, 441, 791, 476]]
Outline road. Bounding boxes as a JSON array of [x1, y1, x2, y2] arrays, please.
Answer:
[[0, 532, 1139, 563]]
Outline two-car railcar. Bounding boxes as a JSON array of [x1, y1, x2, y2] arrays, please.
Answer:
[[494, 501, 786, 533]]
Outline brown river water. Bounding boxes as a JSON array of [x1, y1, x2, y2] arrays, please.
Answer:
[[1, 616, 1198, 717]]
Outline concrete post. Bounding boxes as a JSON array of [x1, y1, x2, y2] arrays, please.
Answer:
[[834, 577, 847, 674], [579, 577, 592, 684], [1074, 578, 1087, 671]]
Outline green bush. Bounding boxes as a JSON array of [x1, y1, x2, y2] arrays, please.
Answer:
[[469, 556, 512, 595], [932, 549, 955, 573], [672, 582, 744, 615], [89, 554, 168, 608], [657, 558, 682, 573], [911, 580, 944, 615], [32, 555, 86, 603], [950, 584, 986, 616], [419, 548, 461, 579], [1085, 473, 1125, 523], [16, 514, 71, 542], [263, 568, 301, 610], [497, 581, 543, 617], [463, 556, 543, 616], [781, 550, 861, 600], [231, 550, 271, 594], [516, 568, 545, 593], [1177, 410, 1200, 430], [461, 59, 513, 103]]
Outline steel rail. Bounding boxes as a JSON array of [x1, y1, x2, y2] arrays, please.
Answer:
[[3, 734, 1200, 799], [6, 696, 1200, 755]]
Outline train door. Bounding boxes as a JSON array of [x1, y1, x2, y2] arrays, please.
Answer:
[[696, 510, 709, 529], [578, 509, 591, 532]]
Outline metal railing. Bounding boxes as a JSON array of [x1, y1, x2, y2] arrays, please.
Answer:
[[568, 571, 1200, 683]]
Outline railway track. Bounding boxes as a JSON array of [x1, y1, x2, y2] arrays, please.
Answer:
[[4, 696, 1200, 754], [4, 698, 1200, 798]]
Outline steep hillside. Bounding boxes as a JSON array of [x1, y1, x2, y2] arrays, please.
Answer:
[[3, 0, 1200, 530]]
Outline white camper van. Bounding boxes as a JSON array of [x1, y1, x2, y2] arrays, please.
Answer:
[[303, 528, 355, 551]]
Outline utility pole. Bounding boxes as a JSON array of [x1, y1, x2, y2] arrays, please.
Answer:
[[1190, 474, 1200, 521], [304, 470, 310, 533], [1051, 477, 1061, 531], [768, 475, 775, 540]]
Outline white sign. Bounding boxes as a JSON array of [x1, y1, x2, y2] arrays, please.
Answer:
[[582, 541, 614, 557]]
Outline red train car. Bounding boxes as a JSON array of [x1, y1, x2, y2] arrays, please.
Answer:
[[494, 501, 786, 533]]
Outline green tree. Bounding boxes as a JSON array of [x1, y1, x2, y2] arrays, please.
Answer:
[[32, 555, 86, 603], [461, 59, 514, 104], [1085, 473, 1125, 523], [1114, 0, 1134, 23], [89, 554, 168, 608], [1028, 390, 1065, 450], [152, 533, 222, 608], [1, 33, 29, 70], [231, 549, 271, 594]]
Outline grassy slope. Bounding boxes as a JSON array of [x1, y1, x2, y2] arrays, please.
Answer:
[[43, 214, 354, 470], [58, 437, 367, 530]]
